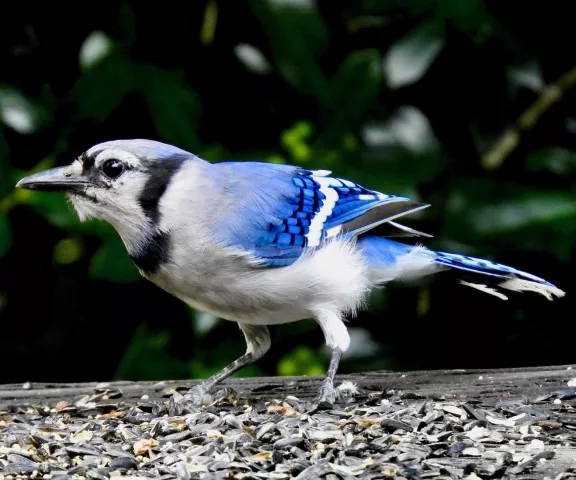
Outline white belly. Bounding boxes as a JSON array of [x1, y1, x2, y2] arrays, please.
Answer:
[[146, 239, 372, 325]]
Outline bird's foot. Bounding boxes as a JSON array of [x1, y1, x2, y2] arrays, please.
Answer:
[[183, 383, 213, 406], [211, 386, 239, 404], [310, 380, 338, 411], [183, 384, 240, 407]]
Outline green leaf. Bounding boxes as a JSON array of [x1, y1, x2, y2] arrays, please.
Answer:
[[436, 0, 496, 42], [278, 345, 325, 377], [20, 190, 78, 229], [193, 311, 219, 337], [282, 120, 314, 162], [468, 195, 576, 234], [71, 53, 134, 121], [139, 64, 202, 153], [347, 16, 390, 32], [250, 0, 330, 104], [53, 238, 84, 265], [525, 147, 576, 176], [19, 187, 118, 243], [235, 43, 272, 75], [89, 234, 140, 284], [384, 19, 444, 88], [115, 3, 137, 47], [79, 31, 114, 71], [0, 84, 47, 135], [200, 0, 219, 46], [316, 50, 381, 148], [115, 327, 190, 381], [442, 180, 576, 259], [365, 106, 441, 154]]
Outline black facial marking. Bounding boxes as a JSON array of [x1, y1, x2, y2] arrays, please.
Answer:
[[77, 151, 114, 190], [129, 230, 171, 275], [80, 152, 95, 170], [139, 157, 185, 223]]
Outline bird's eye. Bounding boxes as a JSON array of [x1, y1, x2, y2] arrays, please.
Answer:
[[102, 159, 124, 179]]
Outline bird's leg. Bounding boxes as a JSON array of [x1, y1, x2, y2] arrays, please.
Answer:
[[184, 324, 270, 405], [316, 347, 343, 407], [313, 308, 350, 408]]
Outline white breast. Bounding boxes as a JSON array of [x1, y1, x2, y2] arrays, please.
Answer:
[[148, 237, 373, 326]]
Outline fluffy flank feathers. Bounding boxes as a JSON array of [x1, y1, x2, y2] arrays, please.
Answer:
[[293, 238, 371, 317]]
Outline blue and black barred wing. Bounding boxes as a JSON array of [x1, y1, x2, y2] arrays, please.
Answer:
[[310, 170, 429, 242], [213, 162, 429, 267]]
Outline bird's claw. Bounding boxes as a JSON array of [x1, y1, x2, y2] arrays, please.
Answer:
[[183, 383, 213, 406], [307, 381, 338, 412], [211, 386, 239, 404], [183, 384, 240, 406]]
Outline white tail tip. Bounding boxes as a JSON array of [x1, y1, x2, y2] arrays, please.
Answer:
[[500, 278, 566, 301]]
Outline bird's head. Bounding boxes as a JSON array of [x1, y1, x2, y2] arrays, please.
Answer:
[[16, 139, 198, 251]]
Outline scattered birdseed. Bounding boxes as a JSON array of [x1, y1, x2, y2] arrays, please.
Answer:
[[1, 371, 576, 479]]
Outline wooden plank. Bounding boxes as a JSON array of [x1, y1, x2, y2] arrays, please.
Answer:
[[1, 364, 574, 404]]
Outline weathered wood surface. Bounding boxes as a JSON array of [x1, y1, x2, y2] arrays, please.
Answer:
[[1, 364, 576, 478], [1, 364, 575, 404]]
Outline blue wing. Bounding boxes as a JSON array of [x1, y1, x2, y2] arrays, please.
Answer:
[[210, 162, 429, 267]]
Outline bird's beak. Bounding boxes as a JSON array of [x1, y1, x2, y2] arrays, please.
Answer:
[[16, 166, 90, 192]]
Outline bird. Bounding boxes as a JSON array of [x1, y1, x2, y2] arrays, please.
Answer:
[[16, 139, 565, 406]]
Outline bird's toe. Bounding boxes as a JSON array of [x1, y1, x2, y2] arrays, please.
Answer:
[[183, 383, 213, 406], [309, 382, 338, 411]]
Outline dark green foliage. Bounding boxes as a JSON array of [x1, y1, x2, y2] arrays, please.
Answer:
[[0, 1, 574, 383]]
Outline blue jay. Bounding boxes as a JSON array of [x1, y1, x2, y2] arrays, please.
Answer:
[[16, 139, 565, 406]]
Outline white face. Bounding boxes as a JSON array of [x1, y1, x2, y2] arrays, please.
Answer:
[[16, 139, 196, 256], [67, 148, 150, 228]]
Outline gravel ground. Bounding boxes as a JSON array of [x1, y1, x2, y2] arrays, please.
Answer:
[[2, 370, 576, 480]]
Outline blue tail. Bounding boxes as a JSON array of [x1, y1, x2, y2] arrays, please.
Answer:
[[435, 251, 553, 286], [358, 236, 565, 301], [434, 251, 565, 301]]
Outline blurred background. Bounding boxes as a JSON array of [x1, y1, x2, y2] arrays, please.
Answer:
[[0, 0, 574, 384]]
